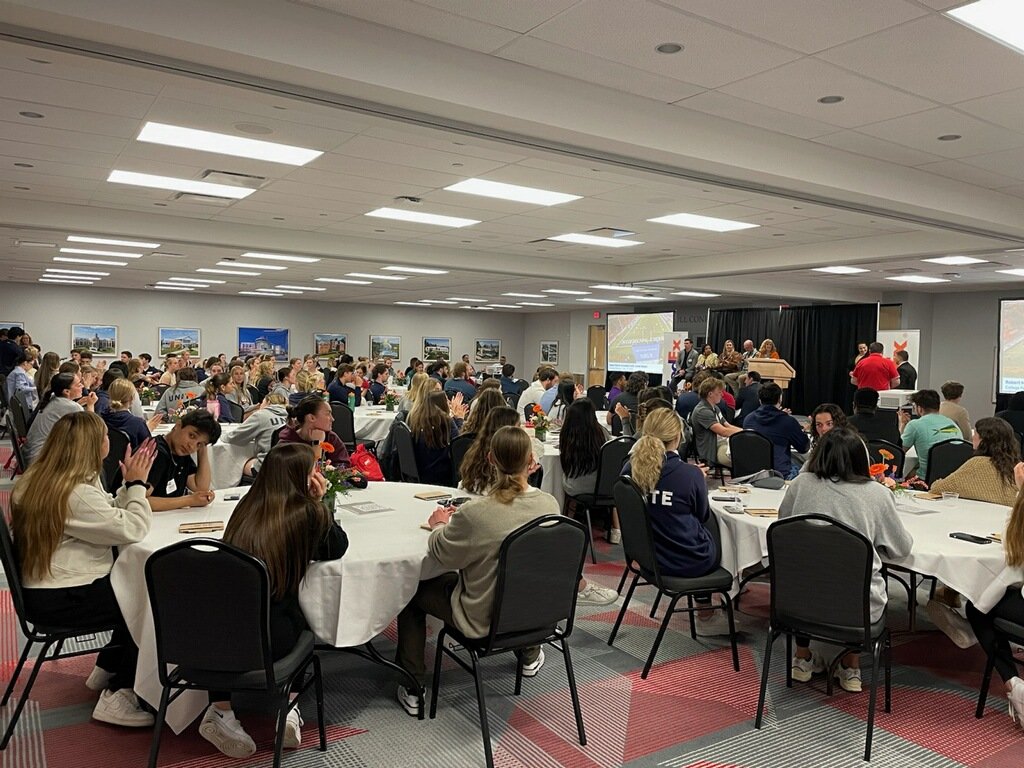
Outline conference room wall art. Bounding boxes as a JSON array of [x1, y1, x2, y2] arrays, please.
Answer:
[[70, 324, 117, 355], [313, 332, 347, 357], [475, 338, 501, 363], [0, 320, 23, 329], [238, 326, 290, 361], [422, 336, 451, 361], [540, 340, 559, 365], [158, 327, 201, 357], [370, 335, 401, 360]]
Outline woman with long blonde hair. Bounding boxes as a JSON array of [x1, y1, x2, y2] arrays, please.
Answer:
[[757, 339, 780, 359], [398, 372, 432, 414], [12, 411, 157, 727]]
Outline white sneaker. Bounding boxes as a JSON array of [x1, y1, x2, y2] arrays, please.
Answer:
[[695, 611, 733, 637], [926, 601, 978, 649], [283, 706, 302, 749], [396, 685, 421, 717], [1008, 677, 1024, 726], [91, 688, 155, 727], [608, 528, 622, 545], [576, 582, 618, 606], [198, 705, 257, 758], [834, 664, 863, 693], [791, 652, 825, 683], [85, 666, 114, 692], [521, 648, 545, 678]]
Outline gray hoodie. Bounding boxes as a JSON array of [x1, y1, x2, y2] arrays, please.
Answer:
[[221, 404, 289, 470]]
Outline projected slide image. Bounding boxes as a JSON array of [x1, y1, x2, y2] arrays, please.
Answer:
[[1000, 299, 1024, 393], [607, 312, 674, 374]]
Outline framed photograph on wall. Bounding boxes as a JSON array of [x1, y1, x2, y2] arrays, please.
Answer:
[[313, 332, 347, 357], [422, 336, 451, 362], [70, 324, 117, 355], [0, 321, 24, 329], [540, 340, 559, 365], [158, 327, 201, 357], [475, 338, 501, 363], [238, 327, 290, 361], [369, 335, 401, 360]]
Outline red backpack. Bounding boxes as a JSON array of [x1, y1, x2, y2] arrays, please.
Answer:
[[350, 444, 384, 481]]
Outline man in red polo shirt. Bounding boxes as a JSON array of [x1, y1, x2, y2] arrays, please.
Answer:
[[851, 342, 900, 392]]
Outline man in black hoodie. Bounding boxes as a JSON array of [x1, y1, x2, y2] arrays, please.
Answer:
[[0, 326, 25, 376]]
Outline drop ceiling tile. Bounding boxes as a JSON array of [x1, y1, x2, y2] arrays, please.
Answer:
[[0, 99, 140, 139], [811, 130, 947, 166], [955, 88, 1024, 133], [959, 147, 1024, 182], [514, 157, 645, 186], [116, 143, 303, 181], [664, 0, 927, 54], [310, 153, 465, 188], [0, 69, 157, 120], [0, 139, 117, 169], [495, 36, 705, 103], [331, 135, 507, 175], [719, 58, 936, 128], [998, 184, 1024, 200], [916, 0, 966, 8], [594, 186, 720, 212], [274, 167, 435, 197], [0, 121, 128, 154], [529, 0, 800, 89], [415, 0, 580, 33], [359, 125, 529, 164], [263, 180, 396, 206], [0, 156, 109, 183], [0, 44, 166, 94], [917, 159, 1023, 189], [856, 108, 1024, 159], [674, 91, 839, 139]]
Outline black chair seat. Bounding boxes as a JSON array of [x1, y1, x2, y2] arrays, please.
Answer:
[[993, 617, 1024, 639], [444, 624, 558, 656], [646, 566, 734, 594], [28, 619, 115, 637], [568, 493, 612, 508], [175, 631, 315, 690], [775, 616, 886, 646]]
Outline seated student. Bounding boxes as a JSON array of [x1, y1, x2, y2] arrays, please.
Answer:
[[158, 354, 180, 387], [459, 406, 522, 492], [201, 373, 238, 423], [327, 363, 362, 407], [499, 363, 522, 396], [146, 410, 221, 512], [254, 360, 276, 400], [288, 369, 321, 407], [153, 366, 204, 417], [277, 396, 351, 469], [743, 382, 809, 479], [461, 387, 505, 436], [539, 371, 571, 414], [899, 389, 963, 480], [930, 417, 1021, 506], [271, 366, 295, 402], [779, 428, 913, 692], [427, 360, 449, 384], [607, 371, 647, 429], [80, 364, 100, 397], [546, 379, 580, 423], [620, 393, 675, 440], [139, 352, 161, 379], [404, 357, 423, 379], [5, 346, 39, 412], [222, 393, 290, 481], [25, 373, 97, 464], [366, 363, 390, 405], [622, 409, 731, 635], [517, 367, 559, 414], [846, 387, 901, 445], [200, 443, 348, 757], [225, 363, 256, 413], [690, 377, 742, 467], [407, 391, 467, 487], [734, 370, 762, 420], [443, 362, 477, 403], [34, 351, 61, 400], [674, 371, 707, 422], [12, 412, 158, 726], [398, 372, 432, 415], [940, 381, 973, 441], [395, 426, 559, 714], [607, 372, 626, 404], [996, 391, 1024, 436], [195, 356, 220, 384], [102, 378, 161, 449]]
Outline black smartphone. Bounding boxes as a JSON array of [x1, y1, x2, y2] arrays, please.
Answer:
[[949, 532, 992, 545], [712, 495, 740, 502], [451, 497, 471, 506]]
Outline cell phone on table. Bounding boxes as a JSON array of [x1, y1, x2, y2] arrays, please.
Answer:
[[712, 495, 740, 502], [450, 497, 471, 506], [949, 532, 992, 545]]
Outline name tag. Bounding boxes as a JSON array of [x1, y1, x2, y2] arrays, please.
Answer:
[[166, 478, 177, 494]]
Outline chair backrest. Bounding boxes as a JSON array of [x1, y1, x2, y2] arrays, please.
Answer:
[[6, 412, 26, 474], [483, 515, 587, 653], [524, 403, 537, 421], [330, 402, 356, 450], [729, 430, 774, 477], [8, 391, 30, 438], [102, 429, 131, 493], [449, 432, 475, 486], [767, 514, 875, 645], [246, 385, 261, 404], [503, 393, 519, 409], [0, 374, 7, 409], [586, 385, 606, 412], [392, 420, 421, 482], [270, 425, 285, 447], [0, 521, 36, 638], [594, 437, 635, 499], [926, 438, 975, 485], [613, 476, 663, 582], [867, 439, 906, 478], [145, 539, 275, 686], [227, 400, 245, 423]]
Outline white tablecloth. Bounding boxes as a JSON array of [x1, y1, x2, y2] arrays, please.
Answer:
[[152, 423, 250, 490], [353, 405, 399, 442], [110, 481, 453, 733], [708, 486, 1013, 606], [536, 436, 564, 506]]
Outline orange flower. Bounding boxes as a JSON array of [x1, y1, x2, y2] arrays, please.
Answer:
[[869, 462, 887, 477], [532, 404, 543, 413], [320, 442, 335, 453], [878, 449, 894, 460]]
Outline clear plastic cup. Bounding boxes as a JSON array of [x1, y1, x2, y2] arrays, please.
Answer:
[[941, 492, 960, 502]]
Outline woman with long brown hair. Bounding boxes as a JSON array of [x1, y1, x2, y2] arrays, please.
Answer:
[[931, 417, 1022, 506], [407, 390, 467, 486], [462, 386, 505, 435], [34, 350, 60, 398], [459, 405, 521, 494], [200, 443, 348, 757], [11, 411, 157, 727]]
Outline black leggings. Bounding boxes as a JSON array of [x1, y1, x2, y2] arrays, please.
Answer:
[[966, 589, 1024, 683]]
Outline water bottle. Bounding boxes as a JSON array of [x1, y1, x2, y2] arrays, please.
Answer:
[[347, 391, 356, 410]]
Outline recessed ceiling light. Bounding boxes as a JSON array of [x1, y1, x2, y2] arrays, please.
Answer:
[[239, 251, 320, 263], [197, 268, 261, 276], [275, 284, 325, 291], [53, 256, 128, 266], [382, 266, 449, 274], [38, 278, 93, 285], [578, 298, 617, 303], [67, 235, 160, 248], [502, 292, 546, 298], [418, 299, 458, 305], [443, 179, 581, 206], [46, 268, 109, 276], [648, 213, 759, 232], [548, 233, 644, 247], [107, 170, 255, 199], [217, 261, 287, 270], [997, 269, 1024, 278], [18, 111, 44, 119], [655, 42, 683, 54], [543, 289, 591, 295], [937, 134, 962, 141], [365, 207, 479, 228], [394, 301, 425, 306], [817, 95, 845, 104], [239, 290, 283, 296], [60, 247, 143, 258], [922, 256, 988, 266], [256, 287, 302, 294], [884, 275, 951, 284], [136, 122, 323, 165], [590, 284, 629, 291], [672, 290, 721, 297], [517, 302, 555, 307], [812, 266, 870, 274], [447, 297, 487, 302], [947, 1, 1024, 56], [346, 272, 407, 281], [168, 277, 224, 284], [315, 277, 372, 285], [486, 304, 521, 309], [621, 295, 666, 300]]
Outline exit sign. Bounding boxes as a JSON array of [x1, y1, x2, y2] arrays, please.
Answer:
[[592, 311, 601, 319]]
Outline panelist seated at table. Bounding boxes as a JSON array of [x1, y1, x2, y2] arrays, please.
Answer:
[[199, 443, 349, 758], [408, 391, 467, 487], [145, 409, 221, 512], [929, 417, 1022, 507], [779, 428, 913, 693], [221, 392, 290, 481], [277, 396, 351, 468], [395, 427, 560, 716], [12, 412, 158, 727]]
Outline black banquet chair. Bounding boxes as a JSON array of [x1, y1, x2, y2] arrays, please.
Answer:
[[448, 432, 475, 487], [755, 514, 892, 762], [144, 539, 326, 768], [925, 438, 974, 485], [586, 385, 607, 412], [429, 515, 588, 768], [102, 428, 131, 493], [392, 420, 421, 483], [975, 614, 1024, 720], [330, 401, 376, 454], [728, 430, 774, 478], [566, 436, 634, 564], [868, 439, 906, 479]]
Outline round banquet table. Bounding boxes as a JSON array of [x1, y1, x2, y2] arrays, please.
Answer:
[[353, 404, 400, 442], [110, 481, 453, 732], [530, 430, 565, 507], [152, 422, 251, 490]]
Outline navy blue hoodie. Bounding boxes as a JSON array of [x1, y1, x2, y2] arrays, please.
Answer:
[[742, 405, 809, 476]]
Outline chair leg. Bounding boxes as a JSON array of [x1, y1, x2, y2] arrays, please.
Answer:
[[687, 595, 696, 640], [884, 633, 892, 714], [561, 640, 587, 747], [608, 572, 640, 646], [514, 654, 524, 696], [755, 630, 778, 729], [616, 563, 631, 595], [785, 634, 793, 688], [146, 685, 171, 768], [50, 639, 65, 659], [976, 652, 996, 718], [469, 652, 494, 768], [722, 593, 740, 671], [584, 507, 596, 564], [272, 694, 289, 768], [0, 639, 54, 749], [908, 572, 918, 631], [642, 595, 681, 679], [1, 640, 33, 706], [429, 629, 446, 719], [313, 655, 327, 752], [864, 640, 882, 762], [650, 591, 662, 619]]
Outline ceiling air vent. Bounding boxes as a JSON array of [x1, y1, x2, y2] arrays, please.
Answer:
[[588, 227, 636, 238], [171, 192, 234, 207], [881, 267, 922, 274], [200, 169, 267, 188]]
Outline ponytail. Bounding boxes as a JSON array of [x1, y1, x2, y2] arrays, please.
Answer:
[[488, 426, 530, 504], [40, 372, 75, 411], [629, 409, 682, 494]]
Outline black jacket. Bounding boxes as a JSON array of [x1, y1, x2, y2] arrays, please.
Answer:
[[896, 362, 917, 390]]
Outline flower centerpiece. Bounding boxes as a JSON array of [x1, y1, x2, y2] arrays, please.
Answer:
[[383, 389, 400, 412], [318, 442, 363, 508], [393, 372, 407, 387], [869, 448, 925, 495], [529, 403, 551, 442], [139, 385, 157, 405]]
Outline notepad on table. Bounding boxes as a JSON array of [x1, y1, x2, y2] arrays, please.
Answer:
[[914, 491, 943, 500], [745, 509, 778, 518], [414, 490, 451, 501], [178, 521, 224, 534], [340, 501, 391, 515], [719, 485, 750, 494]]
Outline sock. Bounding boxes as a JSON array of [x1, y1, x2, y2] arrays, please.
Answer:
[[210, 705, 235, 720]]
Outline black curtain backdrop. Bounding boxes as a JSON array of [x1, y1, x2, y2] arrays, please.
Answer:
[[708, 304, 877, 414]]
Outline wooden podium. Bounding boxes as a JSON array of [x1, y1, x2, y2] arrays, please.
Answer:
[[747, 358, 796, 389]]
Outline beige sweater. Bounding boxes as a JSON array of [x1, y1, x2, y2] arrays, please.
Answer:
[[930, 456, 1019, 507], [427, 487, 560, 638], [940, 401, 972, 441]]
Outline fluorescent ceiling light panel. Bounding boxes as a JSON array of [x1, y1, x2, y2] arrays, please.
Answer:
[[947, 1, 1024, 55], [447, 297, 487, 302], [578, 298, 617, 303], [17, 241, 56, 247], [543, 289, 591, 295], [60, 247, 142, 259], [197, 268, 260, 276], [884, 275, 950, 284], [812, 266, 869, 274], [463, 306, 493, 310], [168, 277, 224, 284], [239, 291, 282, 296], [548, 233, 643, 248], [154, 285, 194, 291], [394, 301, 425, 306], [346, 273, 406, 281], [67, 235, 160, 248], [276, 284, 325, 291], [108, 170, 255, 199], [364, 207, 479, 228], [383, 266, 449, 275], [444, 178, 581, 206], [502, 292, 545, 298], [137, 122, 322, 166], [590, 284, 628, 291], [517, 302, 554, 307], [418, 299, 458, 305], [255, 287, 302, 294], [672, 291, 721, 297], [240, 252, 320, 263], [647, 212, 758, 232], [315, 277, 371, 285], [45, 268, 109, 276], [39, 278, 94, 285], [486, 304, 520, 309], [53, 257, 128, 266], [922, 256, 988, 266], [217, 261, 286, 271], [997, 269, 1024, 277], [621, 295, 666, 300]]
